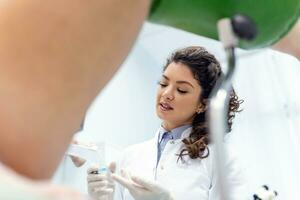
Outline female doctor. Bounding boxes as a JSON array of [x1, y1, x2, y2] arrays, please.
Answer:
[[87, 46, 247, 200]]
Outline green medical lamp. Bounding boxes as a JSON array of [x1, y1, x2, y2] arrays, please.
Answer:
[[148, 0, 300, 49]]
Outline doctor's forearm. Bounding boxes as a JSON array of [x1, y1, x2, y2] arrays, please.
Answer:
[[0, 0, 150, 179]]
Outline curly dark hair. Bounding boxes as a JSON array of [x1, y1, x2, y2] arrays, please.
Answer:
[[162, 46, 243, 161]]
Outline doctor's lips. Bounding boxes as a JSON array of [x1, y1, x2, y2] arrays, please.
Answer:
[[159, 102, 174, 111]]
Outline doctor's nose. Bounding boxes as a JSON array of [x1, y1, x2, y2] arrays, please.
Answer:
[[162, 90, 174, 101]]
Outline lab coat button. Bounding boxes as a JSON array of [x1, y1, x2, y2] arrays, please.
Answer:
[[170, 141, 175, 144], [160, 165, 164, 170]]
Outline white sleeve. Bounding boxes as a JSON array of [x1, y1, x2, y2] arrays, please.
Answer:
[[208, 145, 250, 200]]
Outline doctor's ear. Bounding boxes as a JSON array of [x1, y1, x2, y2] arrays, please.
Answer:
[[196, 100, 208, 114]]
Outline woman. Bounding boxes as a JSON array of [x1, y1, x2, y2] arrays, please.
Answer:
[[87, 46, 247, 200]]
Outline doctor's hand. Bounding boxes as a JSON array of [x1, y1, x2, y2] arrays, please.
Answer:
[[111, 170, 173, 200], [87, 162, 116, 200]]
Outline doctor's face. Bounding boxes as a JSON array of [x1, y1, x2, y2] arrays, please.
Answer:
[[156, 62, 202, 130]]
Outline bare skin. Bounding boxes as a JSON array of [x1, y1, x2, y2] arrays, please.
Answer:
[[273, 19, 300, 59], [0, 0, 150, 179]]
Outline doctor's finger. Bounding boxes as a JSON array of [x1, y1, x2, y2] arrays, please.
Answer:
[[131, 176, 158, 191], [120, 169, 132, 180], [87, 174, 107, 183], [88, 180, 109, 189], [87, 165, 99, 174], [94, 188, 114, 196], [108, 161, 116, 173], [111, 174, 134, 190]]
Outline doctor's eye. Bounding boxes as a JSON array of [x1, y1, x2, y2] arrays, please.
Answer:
[[177, 89, 188, 94], [157, 81, 167, 88]]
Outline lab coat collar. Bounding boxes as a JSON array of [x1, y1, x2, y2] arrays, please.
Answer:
[[155, 125, 193, 145], [157, 124, 192, 142], [180, 127, 193, 139]]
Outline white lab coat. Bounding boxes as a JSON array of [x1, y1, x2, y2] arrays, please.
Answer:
[[114, 127, 249, 200]]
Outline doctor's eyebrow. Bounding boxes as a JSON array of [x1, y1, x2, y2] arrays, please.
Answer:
[[162, 75, 194, 88]]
